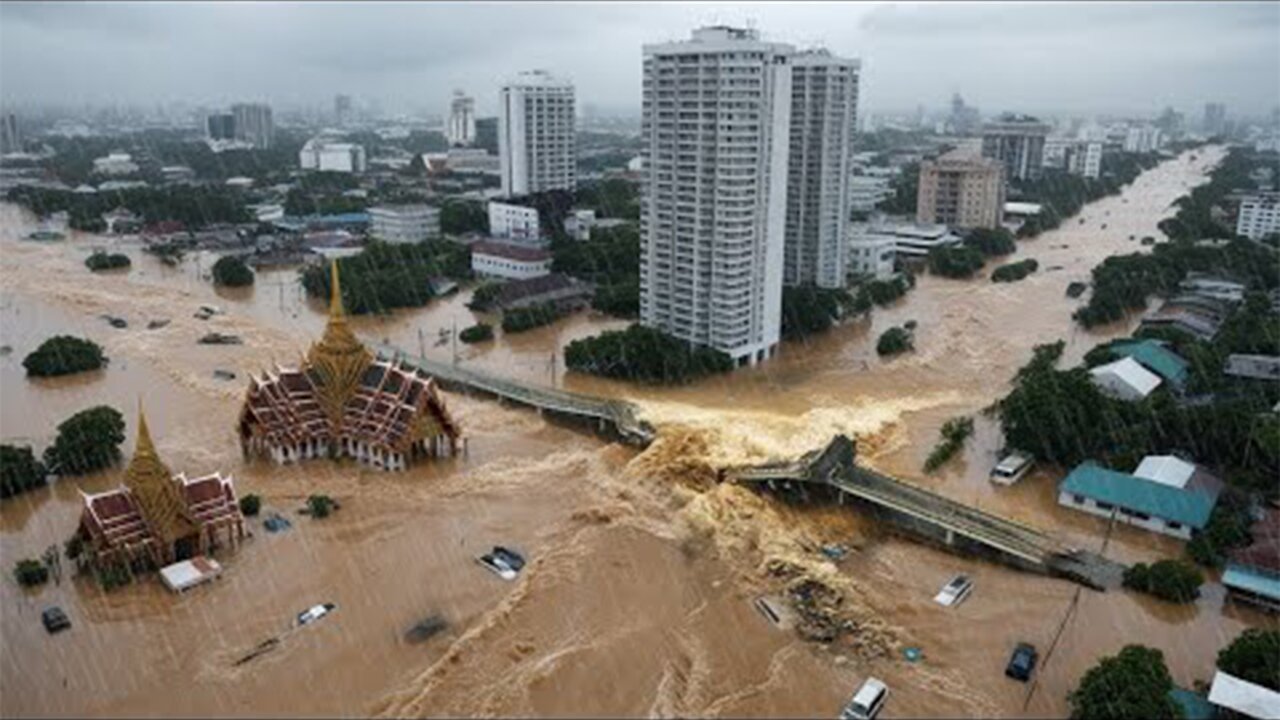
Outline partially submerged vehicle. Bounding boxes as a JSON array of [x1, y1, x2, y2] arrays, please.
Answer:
[[41, 606, 71, 634], [1005, 642, 1039, 682], [990, 453, 1033, 486], [297, 602, 336, 626], [404, 614, 448, 644], [477, 546, 526, 581], [840, 677, 889, 720], [933, 574, 974, 607]]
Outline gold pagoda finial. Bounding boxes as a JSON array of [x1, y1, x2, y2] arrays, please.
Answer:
[[125, 401, 197, 544], [329, 259, 345, 320]]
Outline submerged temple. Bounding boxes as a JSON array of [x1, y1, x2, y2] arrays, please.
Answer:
[[76, 407, 245, 570], [237, 260, 460, 471]]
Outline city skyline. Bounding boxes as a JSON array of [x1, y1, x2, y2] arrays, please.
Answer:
[[2, 2, 1278, 120]]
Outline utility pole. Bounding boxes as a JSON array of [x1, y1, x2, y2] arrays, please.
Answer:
[[451, 316, 458, 366], [417, 327, 425, 360], [549, 350, 556, 388]]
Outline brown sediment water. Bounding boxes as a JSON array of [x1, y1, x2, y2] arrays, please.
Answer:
[[1, 146, 1273, 719]]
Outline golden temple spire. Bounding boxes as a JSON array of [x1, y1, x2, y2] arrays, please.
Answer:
[[307, 260, 374, 426], [125, 401, 197, 544]]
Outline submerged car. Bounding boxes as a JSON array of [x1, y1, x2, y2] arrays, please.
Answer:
[[840, 677, 888, 720], [990, 453, 1033, 486], [1006, 642, 1039, 682], [933, 574, 974, 607], [296, 602, 336, 626], [405, 614, 448, 644], [41, 606, 71, 634], [477, 546, 526, 581]]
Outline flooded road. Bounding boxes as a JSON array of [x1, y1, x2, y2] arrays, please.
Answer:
[[2, 146, 1273, 718]]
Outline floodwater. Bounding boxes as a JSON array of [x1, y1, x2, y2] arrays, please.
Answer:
[[1, 145, 1273, 718]]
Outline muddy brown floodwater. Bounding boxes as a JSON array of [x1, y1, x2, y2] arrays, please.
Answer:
[[1, 145, 1274, 718]]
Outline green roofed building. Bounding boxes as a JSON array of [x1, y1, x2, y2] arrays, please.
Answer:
[[1058, 456, 1222, 540], [1108, 339, 1189, 388]]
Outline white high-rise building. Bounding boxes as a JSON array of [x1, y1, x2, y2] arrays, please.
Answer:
[[784, 49, 860, 289], [231, 103, 274, 149], [498, 71, 576, 197], [447, 90, 476, 146], [1236, 194, 1280, 240], [1067, 141, 1103, 179], [639, 26, 793, 366]]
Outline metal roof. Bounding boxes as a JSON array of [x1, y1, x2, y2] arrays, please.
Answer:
[[1089, 356, 1162, 398], [1222, 563, 1280, 603], [1059, 461, 1221, 529], [1208, 671, 1280, 719], [1109, 339, 1190, 386]]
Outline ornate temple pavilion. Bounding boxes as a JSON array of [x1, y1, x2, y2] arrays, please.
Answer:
[[76, 408, 245, 571], [237, 261, 460, 471]]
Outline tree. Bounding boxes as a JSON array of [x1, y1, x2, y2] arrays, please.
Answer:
[[924, 416, 975, 472], [307, 494, 335, 519], [23, 335, 107, 377], [439, 200, 488, 235], [299, 240, 469, 315], [13, 559, 49, 588], [85, 251, 131, 271], [927, 245, 986, 278], [965, 227, 1017, 257], [239, 494, 262, 517], [1068, 645, 1179, 720], [42, 405, 126, 476], [876, 327, 914, 356], [564, 324, 734, 384], [212, 255, 254, 287], [1122, 559, 1204, 603], [782, 285, 853, 339], [1217, 629, 1280, 691], [502, 304, 562, 333], [459, 323, 494, 343], [0, 445, 47, 499], [991, 259, 1039, 283]]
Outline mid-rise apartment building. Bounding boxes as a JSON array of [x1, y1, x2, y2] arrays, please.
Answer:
[[487, 201, 542, 244], [368, 205, 440, 244], [981, 114, 1050, 181], [498, 71, 576, 197], [1123, 125, 1163, 154], [1237, 193, 1280, 240], [206, 113, 235, 140], [639, 26, 793, 366], [784, 49, 860, 289], [1066, 141, 1103, 179], [916, 148, 1005, 230]]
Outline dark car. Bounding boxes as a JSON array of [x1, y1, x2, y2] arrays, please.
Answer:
[[41, 606, 71, 634], [1005, 642, 1038, 682], [404, 614, 448, 644]]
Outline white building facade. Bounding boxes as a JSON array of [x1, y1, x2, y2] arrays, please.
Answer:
[[1236, 194, 1279, 240], [470, 241, 552, 280], [498, 71, 576, 197], [784, 49, 860, 289], [300, 138, 367, 173], [1123, 125, 1163, 153], [1067, 141, 1103, 179], [487, 201, 542, 243], [368, 205, 440, 244], [448, 91, 476, 146], [639, 26, 793, 366]]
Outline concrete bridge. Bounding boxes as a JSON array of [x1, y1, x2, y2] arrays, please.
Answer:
[[375, 344, 656, 447], [728, 436, 1126, 590]]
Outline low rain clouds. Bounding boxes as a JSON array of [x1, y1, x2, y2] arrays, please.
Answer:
[[1, 1, 1278, 116]]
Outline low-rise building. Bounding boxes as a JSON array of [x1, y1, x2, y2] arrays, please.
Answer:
[[852, 221, 963, 262], [1105, 339, 1189, 390], [487, 201, 541, 244], [846, 224, 896, 279], [160, 165, 196, 184], [1089, 356, 1162, 401], [1222, 508, 1280, 612], [368, 205, 440, 244], [1058, 456, 1223, 540], [470, 240, 552, 280], [93, 152, 138, 176], [1236, 193, 1279, 240], [1224, 354, 1280, 381], [1180, 273, 1246, 303], [101, 207, 142, 234], [492, 273, 594, 311], [564, 209, 596, 241], [849, 174, 893, 213], [1138, 294, 1233, 341], [1208, 671, 1280, 719]]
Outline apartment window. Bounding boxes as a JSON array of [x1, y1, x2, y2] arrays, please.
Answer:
[[1166, 520, 1183, 531], [1072, 494, 1086, 505]]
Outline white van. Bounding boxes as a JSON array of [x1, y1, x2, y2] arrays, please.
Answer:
[[840, 678, 888, 720], [990, 453, 1033, 486]]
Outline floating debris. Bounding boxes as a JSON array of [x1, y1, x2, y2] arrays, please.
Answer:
[[213, 369, 237, 381], [263, 513, 292, 533], [198, 332, 242, 345], [404, 614, 448, 644], [820, 544, 848, 561], [147, 319, 171, 330], [1066, 281, 1088, 298], [101, 315, 128, 329], [232, 637, 280, 667]]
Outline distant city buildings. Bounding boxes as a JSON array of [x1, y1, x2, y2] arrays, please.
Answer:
[[334, 94, 353, 127], [1123, 124, 1163, 153], [206, 112, 235, 140], [639, 26, 793, 366], [1204, 102, 1227, 136], [231, 103, 274, 149], [784, 49, 860, 289], [368, 204, 440, 243], [1, 113, 22, 154], [474, 117, 499, 154], [1066, 141, 1103, 179], [93, 152, 139, 176], [498, 70, 576, 197], [299, 137, 367, 173], [946, 93, 981, 136], [916, 148, 1005, 230], [447, 90, 476, 146], [981, 114, 1050, 181], [1236, 193, 1279, 240]]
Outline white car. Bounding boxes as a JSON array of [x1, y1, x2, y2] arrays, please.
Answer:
[[933, 574, 974, 607], [297, 602, 336, 626], [990, 453, 1033, 485], [840, 677, 888, 720]]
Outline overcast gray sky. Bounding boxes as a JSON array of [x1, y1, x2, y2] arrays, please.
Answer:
[[2, 1, 1278, 119]]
